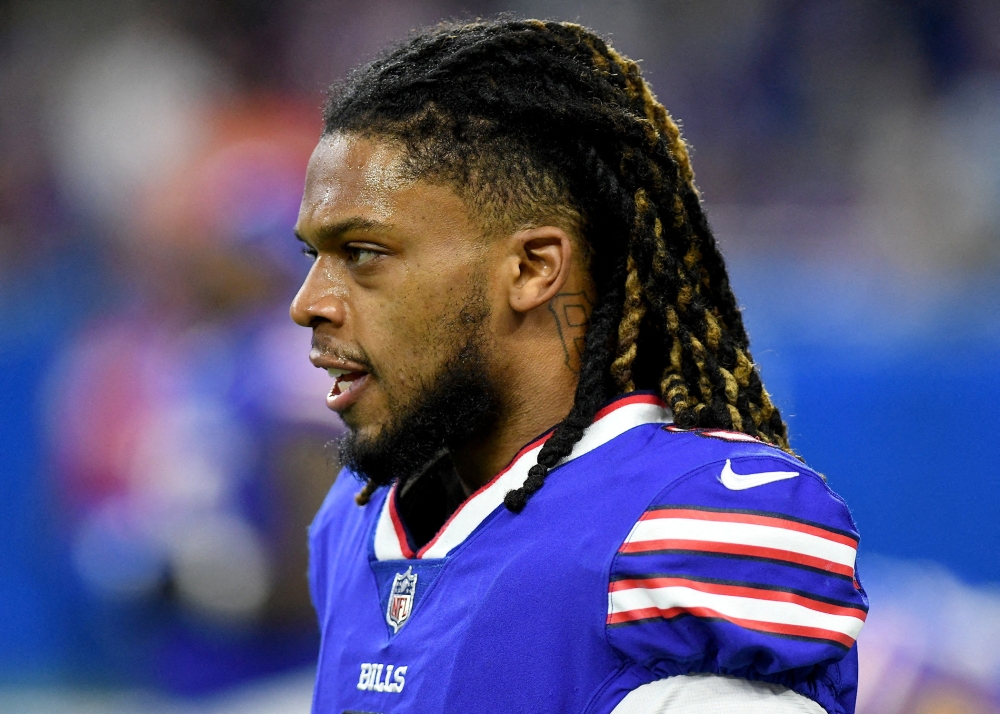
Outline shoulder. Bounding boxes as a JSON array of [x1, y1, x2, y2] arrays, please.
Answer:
[[615, 424, 856, 540], [310, 466, 367, 538], [603, 425, 866, 711], [637, 424, 857, 540], [307, 468, 382, 613], [309, 468, 390, 560]]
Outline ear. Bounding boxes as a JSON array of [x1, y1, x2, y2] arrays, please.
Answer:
[[505, 226, 574, 314]]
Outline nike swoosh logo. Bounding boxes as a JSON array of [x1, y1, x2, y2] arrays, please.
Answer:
[[719, 459, 799, 490]]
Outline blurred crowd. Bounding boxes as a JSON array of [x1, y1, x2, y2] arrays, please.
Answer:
[[1, 0, 999, 711]]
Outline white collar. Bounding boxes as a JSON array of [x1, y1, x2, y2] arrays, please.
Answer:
[[372, 392, 672, 561]]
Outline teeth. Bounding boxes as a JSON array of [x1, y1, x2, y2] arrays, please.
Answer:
[[327, 368, 350, 379]]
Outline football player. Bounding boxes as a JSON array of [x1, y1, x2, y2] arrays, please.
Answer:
[[291, 19, 867, 713]]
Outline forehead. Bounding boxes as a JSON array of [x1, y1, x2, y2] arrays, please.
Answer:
[[298, 132, 409, 227], [296, 132, 487, 251]]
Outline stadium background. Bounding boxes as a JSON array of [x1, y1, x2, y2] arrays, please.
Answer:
[[1, 0, 998, 711]]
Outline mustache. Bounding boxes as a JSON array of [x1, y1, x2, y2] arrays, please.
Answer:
[[310, 337, 376, 374]]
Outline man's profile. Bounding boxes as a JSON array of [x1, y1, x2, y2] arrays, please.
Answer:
[[291, 19, 866, 713]]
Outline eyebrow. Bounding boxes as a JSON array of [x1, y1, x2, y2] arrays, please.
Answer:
[[295, 216, 392, 246]]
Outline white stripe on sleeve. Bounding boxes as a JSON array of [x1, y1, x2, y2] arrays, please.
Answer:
[[608, 583, 865, 641], [626, 517, 857, 569]]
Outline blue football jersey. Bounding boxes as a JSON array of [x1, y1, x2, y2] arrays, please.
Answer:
[[308, 393, 868, 713]]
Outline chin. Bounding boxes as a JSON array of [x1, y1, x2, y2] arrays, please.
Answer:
[[340, 409, 388, 443]]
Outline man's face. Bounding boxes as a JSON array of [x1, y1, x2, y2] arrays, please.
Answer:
[[291, 133, 501, 481]]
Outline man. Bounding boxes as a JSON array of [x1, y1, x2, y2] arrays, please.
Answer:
[[291, 19, 867, 713]]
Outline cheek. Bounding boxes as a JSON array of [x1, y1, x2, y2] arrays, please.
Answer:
[[366, 281, 472, 380]]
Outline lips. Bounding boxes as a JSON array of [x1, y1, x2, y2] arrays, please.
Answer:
[[308, 343, 372, 413], [324, 366, 370, 412]]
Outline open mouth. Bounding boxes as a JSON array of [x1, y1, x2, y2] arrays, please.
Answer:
[[327, 367, 367, 396], [325, 366, 371, 412]]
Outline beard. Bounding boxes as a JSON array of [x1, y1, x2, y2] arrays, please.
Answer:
[[337, 294, 501, 491]]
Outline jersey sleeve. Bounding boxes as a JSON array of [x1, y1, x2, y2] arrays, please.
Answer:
[[606, 450, 867, 707]]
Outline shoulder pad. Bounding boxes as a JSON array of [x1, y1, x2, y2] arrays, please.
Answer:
[[607, 450, 868, 682]]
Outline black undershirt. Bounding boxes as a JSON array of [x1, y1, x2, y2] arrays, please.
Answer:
[[396, 452, 468, 550]]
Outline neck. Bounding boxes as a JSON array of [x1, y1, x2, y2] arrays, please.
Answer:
[[448, 358, 579, 496]]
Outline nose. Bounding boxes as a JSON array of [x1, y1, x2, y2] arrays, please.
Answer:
[[290, 261, 347, 329]]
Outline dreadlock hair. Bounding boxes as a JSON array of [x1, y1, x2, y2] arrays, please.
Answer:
[[325, 18, 794, 512]]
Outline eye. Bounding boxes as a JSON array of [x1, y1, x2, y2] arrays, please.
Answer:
[[347, 247, 380, 266]]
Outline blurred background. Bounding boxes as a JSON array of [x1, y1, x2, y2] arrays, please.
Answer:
[[0, 0, 998, 712]]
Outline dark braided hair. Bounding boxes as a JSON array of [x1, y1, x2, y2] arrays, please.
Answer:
[[324, 19, 794, 512]]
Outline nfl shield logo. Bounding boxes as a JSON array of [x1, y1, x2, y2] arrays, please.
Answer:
[[386, 566, 418, 633]]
